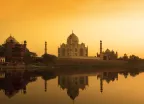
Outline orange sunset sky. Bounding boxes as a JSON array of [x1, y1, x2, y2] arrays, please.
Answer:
[[0, 0, 144, 57]]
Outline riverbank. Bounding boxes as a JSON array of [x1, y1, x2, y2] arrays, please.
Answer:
[[1, 59, 144, 72]]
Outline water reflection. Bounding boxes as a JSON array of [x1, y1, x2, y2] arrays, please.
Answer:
[[41, 72, 56, 92], [58, 75, 88, 100], [0, 68, 142, 99], [0, 71, 37, 98], [96, 70, 140, 93], [0, 70, 56, 98], [97, 72, 118, 93]]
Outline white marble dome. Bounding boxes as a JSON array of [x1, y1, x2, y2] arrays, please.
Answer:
[[58, 31, 88, 58], [67, 32, 79, 45]]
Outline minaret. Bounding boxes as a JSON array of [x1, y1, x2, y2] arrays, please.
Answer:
[[45, 41, 47, 54], [24, 40, 27, 52], [100, 40, 102, 54]]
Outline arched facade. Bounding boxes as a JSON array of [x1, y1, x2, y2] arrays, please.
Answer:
[[58, 32, 88, 58]]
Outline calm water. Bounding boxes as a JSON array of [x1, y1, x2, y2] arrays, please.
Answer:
[[0, 69, 143, 104]]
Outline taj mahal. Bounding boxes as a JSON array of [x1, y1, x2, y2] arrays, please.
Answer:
[[58, 31, 88, 58], [58, 31, 118, 60]]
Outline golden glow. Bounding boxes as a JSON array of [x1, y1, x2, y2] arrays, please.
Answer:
[[0, 0, 144, 57]]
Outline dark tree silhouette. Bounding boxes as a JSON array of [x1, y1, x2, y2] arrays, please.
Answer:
[[42, 54, 57, 65], [23, 52, 33, 65], [123, 54, 129, 60], [129, 55, 140, 61]]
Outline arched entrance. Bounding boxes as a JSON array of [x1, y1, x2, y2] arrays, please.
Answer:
[[62, 48, 65, 56], [80, 48, 84, 56]]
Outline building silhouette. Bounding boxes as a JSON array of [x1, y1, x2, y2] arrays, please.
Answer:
[[1, 35, 27, 62], [58, 31, 88, 58], [97, 40, 118, 60]]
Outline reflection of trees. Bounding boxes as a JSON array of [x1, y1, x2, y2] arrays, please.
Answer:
[[97, 70, 141, 93], [119, 70, 140, 78], [58, 75, 88, 100], [129, 70, 139, 77], [119, 72, 129, 78]]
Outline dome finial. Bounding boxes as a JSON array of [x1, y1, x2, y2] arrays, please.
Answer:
[[72, 30, 73, 34]]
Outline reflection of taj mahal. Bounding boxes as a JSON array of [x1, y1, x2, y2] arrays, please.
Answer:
[[58, 31, 88, 58], [58, 75, 88, 100]]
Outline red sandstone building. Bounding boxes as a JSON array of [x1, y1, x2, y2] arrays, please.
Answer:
[[1, 35, 27, 62]]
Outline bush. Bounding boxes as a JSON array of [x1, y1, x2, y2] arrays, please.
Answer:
[[42, 54, 57, 65]]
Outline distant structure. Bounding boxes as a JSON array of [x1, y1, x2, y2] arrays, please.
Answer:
[[0, 35, 27, 62], [58, 31, 88, 58], [97, 40, 118, 60], [58, 75, 88, 100]]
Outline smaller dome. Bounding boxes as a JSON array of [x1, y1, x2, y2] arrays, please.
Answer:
[[81, 43, 85, 46], [61, 43, 66, 47], [6, 35, 19, 43]]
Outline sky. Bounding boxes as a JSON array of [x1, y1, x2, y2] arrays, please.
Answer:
[[0, 0, 144, 57]]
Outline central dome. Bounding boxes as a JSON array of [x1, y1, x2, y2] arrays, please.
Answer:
[[67, 31, 79, 45]]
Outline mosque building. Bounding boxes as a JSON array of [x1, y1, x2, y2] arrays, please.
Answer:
[[58, 31, 88, 58], [97, 40, 118, 60], [0, 35, 27, 62]]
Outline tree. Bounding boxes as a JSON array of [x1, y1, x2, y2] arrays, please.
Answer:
[[123, 54, 128, 60], [42, 54, 57, 65], [29, 52, 37, 57], [23, 52, 33, 65], [129, 55, 140, 61]]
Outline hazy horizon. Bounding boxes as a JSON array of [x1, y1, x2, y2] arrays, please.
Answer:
[[0, 0, 144, 58]]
